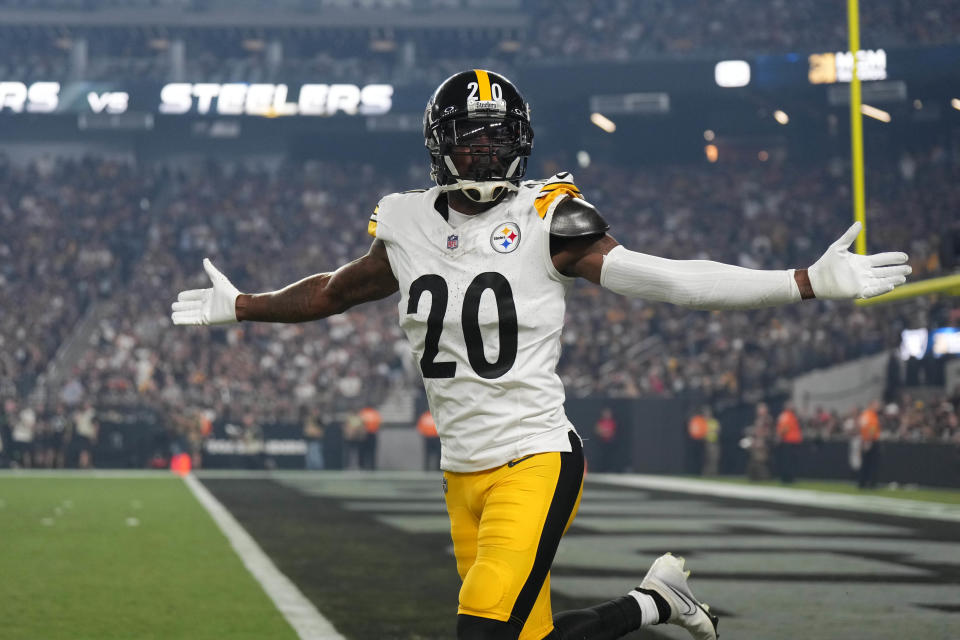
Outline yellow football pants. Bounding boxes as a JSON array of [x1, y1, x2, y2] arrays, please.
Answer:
[[443, 432, 584, 640]]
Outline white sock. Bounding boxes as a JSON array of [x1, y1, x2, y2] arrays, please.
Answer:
[[627, 589, 661, 626]]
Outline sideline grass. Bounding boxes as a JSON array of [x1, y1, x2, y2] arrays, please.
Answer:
[[0, 475, 296, 640], [696, 476, 960, 505]]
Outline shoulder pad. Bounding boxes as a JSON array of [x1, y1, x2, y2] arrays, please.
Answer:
[[401, 189, 427, 194], [549, 197, 609, 238], [533, 179, 582, 219]]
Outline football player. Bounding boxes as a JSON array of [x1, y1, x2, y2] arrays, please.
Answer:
[[172, 70, 911, 640]]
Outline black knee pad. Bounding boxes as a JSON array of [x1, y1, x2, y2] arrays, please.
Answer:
[[457, 614, 520, 640]]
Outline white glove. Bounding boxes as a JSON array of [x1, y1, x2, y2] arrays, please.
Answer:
[[808, 222, 911, 300], [171, 259, 241, 325]]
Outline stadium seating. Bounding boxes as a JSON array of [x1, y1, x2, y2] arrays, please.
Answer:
[[4, 150, 955, 451], [0, 0, 957, 85]]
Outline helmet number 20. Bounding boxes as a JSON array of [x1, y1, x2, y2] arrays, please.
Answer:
[[407, 272, 518, 379], [466, 82, 503, 102]]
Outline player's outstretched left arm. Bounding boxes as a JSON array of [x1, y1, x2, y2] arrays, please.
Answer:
[[554, 221, 910, 310], [171, 239, 399, 325]]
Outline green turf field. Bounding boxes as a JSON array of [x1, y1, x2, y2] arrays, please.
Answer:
[[696, 476, 960, 505], [0, 474, 296, 640]]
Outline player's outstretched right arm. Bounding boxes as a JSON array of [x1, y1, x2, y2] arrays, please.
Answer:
[[170, 239, 398, 325]]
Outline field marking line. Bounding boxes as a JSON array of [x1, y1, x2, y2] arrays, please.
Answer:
[[183, 474, 346, 640], [591, 474, 960, 523], [0, 470, 172, 479]]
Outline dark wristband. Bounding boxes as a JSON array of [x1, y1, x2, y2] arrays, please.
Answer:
[[794, 268, 815, 300], [234, 293, 250, 321]]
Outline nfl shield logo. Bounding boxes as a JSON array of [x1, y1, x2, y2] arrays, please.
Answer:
[[447, 234, 459, 250]]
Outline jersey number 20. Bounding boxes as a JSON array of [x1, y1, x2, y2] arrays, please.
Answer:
[[407, 272, 518, 379]]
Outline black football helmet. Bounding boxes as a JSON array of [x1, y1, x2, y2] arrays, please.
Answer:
[[424, 69, 534, 203]]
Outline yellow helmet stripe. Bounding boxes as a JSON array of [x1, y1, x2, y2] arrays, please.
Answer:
[[474, 69, 493, 101]]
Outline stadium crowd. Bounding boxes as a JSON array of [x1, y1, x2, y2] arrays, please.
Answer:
[[1, 0, 958, 85], [0, 156, 157, 399], [65, 160, 409, 429], [739, 389, 960, 459], [802, 391, 960, 444], [728, 388, 960, 487], [559, 147, 957, 403], [0, 145, 956, 466], [529, 0, 960, 59]]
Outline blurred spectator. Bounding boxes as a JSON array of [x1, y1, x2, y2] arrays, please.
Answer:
[[342, 411, 366, 469], [844, 404, 863, 473], [746, 402, 773, 481], [358, 406, 382, 470], [0, 400, 10, 467], [73, 400, 98, 468], [39, 404, 69, 469], [416, 409, 440, 471], [240, 412, 265, 469], [775, 401, 803, 483], [703, 407, 721, 476], [809, 406, 839, 441], [12, 402, 36, 468], [302, 406, 326, 470], [858, 400, 882, 488], [594, 407, 618, 472], [687, 409, 708, 476]]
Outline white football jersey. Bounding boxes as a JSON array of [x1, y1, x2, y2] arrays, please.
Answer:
[[371, 174, 585, 471]]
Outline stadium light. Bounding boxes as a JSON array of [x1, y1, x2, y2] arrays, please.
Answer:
[[704, 144, 719, 163], [773, 110, 789, 125], [758, 150, 770, 162], [576, 150, 591, 168], [861, 104, 891, 122], [715, 60, 750, 88], [590, 112, 616, 133], [952, 98, 960, 111], [703, 129, 715, 141]]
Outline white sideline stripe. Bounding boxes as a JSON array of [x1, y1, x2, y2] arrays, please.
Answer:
[[0, 469, 172, 478], [183, 474, 346, 640], [591, 474, 960, 523]]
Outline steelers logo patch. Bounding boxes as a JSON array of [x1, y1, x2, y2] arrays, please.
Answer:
[[490, 222, 521, 254]]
